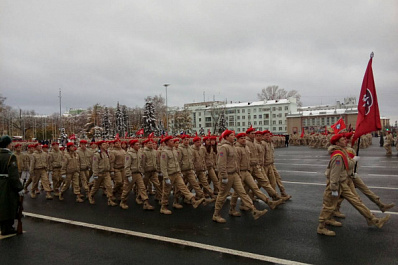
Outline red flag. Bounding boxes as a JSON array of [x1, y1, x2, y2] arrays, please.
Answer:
[[115, 133, 119, 139], [331, 118, 346, 134], [352, 53, 381, 145], [69, 134, 76, 140], [124, 131, 128, 138], [148, 132, 154, 138], [300, 128, 304, 138], [324, 126, 328, 134], [136, 129, 144, 135]]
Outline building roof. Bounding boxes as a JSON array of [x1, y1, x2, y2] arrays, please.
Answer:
[[288, 107, 358, 117]]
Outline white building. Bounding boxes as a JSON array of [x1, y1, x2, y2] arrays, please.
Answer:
[[185, 98, 298, 135]]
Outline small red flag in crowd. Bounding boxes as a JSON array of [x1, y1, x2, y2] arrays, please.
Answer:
[[331, 118, 346, 134]]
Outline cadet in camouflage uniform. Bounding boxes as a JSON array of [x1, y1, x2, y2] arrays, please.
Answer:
[[48, 142, 63, 196], [109, 139, 126, 200], [29, 144, 52, 199], [142, 139, 162, 201], [76, 140, 91, 196]]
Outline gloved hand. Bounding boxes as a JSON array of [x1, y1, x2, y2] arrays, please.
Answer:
[[128, 176, 133, 183], [221, 178, 228, 184], [61, 174, 66, 179], [353, 173, 359, 178], [353, 156, 360, 162], [18, 190, 25, 197], [165, 178, 171, 185], [93, 175, 98, 180], [331, 191, 339, 197]]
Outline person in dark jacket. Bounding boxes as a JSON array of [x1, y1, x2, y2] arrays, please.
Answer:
[[0, 135, 24, 235]]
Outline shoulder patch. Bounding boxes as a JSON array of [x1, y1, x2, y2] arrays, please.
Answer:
[[219, 152, 224, 157], [335, 160, 340, 165], [126, 156, 129, 160], [93, 157, 97, 161], [162, 154, 166, 159]]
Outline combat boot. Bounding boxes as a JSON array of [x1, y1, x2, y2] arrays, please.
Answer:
[[380, 203, 395, 213], [108, 198, 117, 206], [333, 211, 346, 219], [325, 219, 343, 227], [281, 193, 292, 201], [46, 192, 53, 200], [267, 199, 283, 210], [53, 189, 59, 196], [76, 196, 84, 203], [30, 192, 36, 199], [120, 201, 129, 210], [172, 203, 183, 209], [58, 193, 64, 201], [239, 204, 251, 211], [135, 197, 143, 205], [372, 214, 391, 229], [143, 200, 155, 211], [202, 198, 216, 206], [229, 208, 242, 217], [252, 208, 268, 220], [160, 206, 172, 215], [317, 223, 336, 236], [212, 214, 226, 223], [192, 198, 205, 209], [88, 196, 95, 205]]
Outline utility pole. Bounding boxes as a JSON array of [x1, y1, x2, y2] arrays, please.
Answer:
[[164, 84, 170, 133]]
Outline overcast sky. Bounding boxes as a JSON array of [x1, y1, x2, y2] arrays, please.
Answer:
[[1, 1, 397, 124]]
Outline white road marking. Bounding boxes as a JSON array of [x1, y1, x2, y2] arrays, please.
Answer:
[[275, 163, 325, 167], [282, 181, 398, 190], [370, 210, 398, 215], [23, 212, 311, 265], [278, 170, 318, 174], [368, 174, 398, 178]]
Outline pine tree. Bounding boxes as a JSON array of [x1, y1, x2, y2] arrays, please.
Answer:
[[218, 112, 227, 134], [142, 101, 157, 136], [115, 102, 126, 137], [102, 107, 111, 139]]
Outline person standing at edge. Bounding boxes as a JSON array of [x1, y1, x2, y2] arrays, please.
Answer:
[[212, 130, 267, 223], [159, 136, 204, 215], [317, 133, 391, 236], [0, 136, 24, 235]]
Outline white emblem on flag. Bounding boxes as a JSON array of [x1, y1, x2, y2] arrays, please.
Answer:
[[363, 88, 373, 116]]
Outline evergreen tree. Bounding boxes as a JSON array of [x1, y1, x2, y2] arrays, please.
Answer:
[[142, 101, 157, 136], [102, 107, 111, 139], [115, 102, 126, 137], [218, 112, 227, 133]]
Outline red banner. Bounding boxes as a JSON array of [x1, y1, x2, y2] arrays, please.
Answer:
[[352, 53, 381, 145], [331, 118, 346, 134], [136, 129, 144, 135]]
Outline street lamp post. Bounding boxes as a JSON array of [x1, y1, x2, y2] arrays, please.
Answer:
[[164, 84, 170, 134]]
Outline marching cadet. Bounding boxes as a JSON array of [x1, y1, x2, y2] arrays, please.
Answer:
[[48, 142, 63, 196], [317, 133, 390, 236], [333, 132, 395, 218], [121, 139, 154, 210], [29, 144, 53, 199], [245, 127, 283, 205], [13, 144, 24, 178], [89, 141, 117, 206], [384, 131, 393, 155], [142, 139, 162, 201], [0, 136, 24, 236], [230, 133, 283, 217], [263, 130, 292, 200], [203, 136, 220, 195], [109, 139, 126, 200], [192, 136, 216, 199], [177, 135, 211, 206], [76, 140, 91, 196], [59, 142, 84, 203], [23, 145, 35, 193], [212, 130, 267, 223], [159, 136, 205, 215]]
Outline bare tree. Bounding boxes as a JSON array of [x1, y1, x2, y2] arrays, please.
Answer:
[[257, 85, 302, 106]]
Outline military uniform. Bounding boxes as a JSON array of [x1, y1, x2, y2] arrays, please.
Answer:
[[109, 146, 126, 199], [76, 146, 91, 195], [192, 143, 215, 198], [384, 133, 393, 155], [29, 146, 52, 199], [48, 146, 63, 196], [0, 143, 23, 235], [142, 146, 162, 200], [59, 149, 83, 202]]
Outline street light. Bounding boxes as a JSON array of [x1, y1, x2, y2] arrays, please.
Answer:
[[164, 84, 170, 133]]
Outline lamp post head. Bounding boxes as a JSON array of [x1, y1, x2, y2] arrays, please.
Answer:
[[164, 84, 170, 88]]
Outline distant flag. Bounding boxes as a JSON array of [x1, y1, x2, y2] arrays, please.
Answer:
[[208, 130, 211, 136], [115, 133, 119, 139], [148, 132, 154, 138], [125, 132, 128, 138], [331, 118, 346, 134], [300, 128, 304, 138], [136, 128, 144, 135], [352, 52, 381, 145], [69, 134, 76, 140]]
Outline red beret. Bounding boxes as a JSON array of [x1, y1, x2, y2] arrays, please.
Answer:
[[262, 130, 271, 134], [255, 131, 263, 135], [143, 139, 153, 144], [34, 143, 40, 147], [222, 130, 234, 139], [114, 139, 121, 143], [192, 136, 201, 142], [97, 140, 105, 146], [161, 136, 173, 143], [42, 144, 49, 148], [80, 140, 88, 144], [210, 136, 217, 141], [90, 142, 97, 146], [246, 126, 255, 134], [60, 146, 65, 150], [14, 144, 21, 148], [202, 136, 209, 141], [173, 138, 180, 142], [180, 135, 190, 139], [330, 134, 345, 145], [129, 139, 139, 145], [236, 133, 246, 139], [51, 142, 59, 146], [66, 142, 74, 147]]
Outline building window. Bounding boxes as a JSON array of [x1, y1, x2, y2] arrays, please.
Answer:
[[259, 121, 262, 125], [242, 122, 245, 126], [199, 124, 202, 127], [264, 120, 269, 125], [205, 117, 211, 122], [273, 121, 276, 125], [253, 108, 257, 113], [199, 112, 201, 116], [279, 127, 283, 131], [285, 106, 289, 111], [278, 107, 282, 111], [279, 120, 283, 124], [277, 113, 282, 118], [237, 109, 240, 113], [259, 127, 262, 131], [265, 114, 269, 119], [321, 118, 325, 125], [199, 118, 201, 122], [259, 114, 262, 119], [254, 115, 257, 119], [327, 117, 330, 125], [254, 121, 257, 125], [205, 123, 212, 127], [228, 116, 234, 121], [242, 109, 245, 113], [272, 107, 276, 111], [242, 116, 246, 119], [285, 113, 288, 117], [229, 122, 234, 127], [263, 108, 270, 111], [237, 122, 240, 126], [273, 114, 276, 118], [273, 127, 276, 131], [237, 116, 240, 120]]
